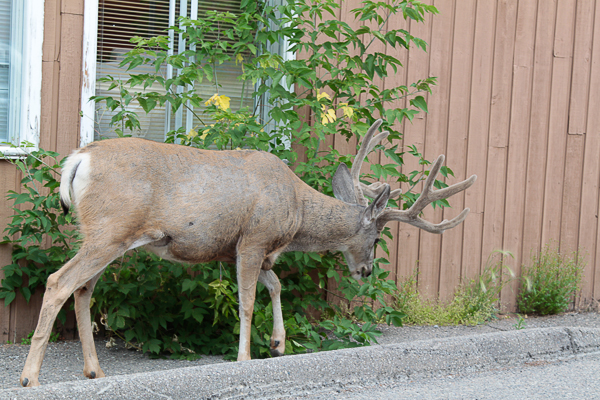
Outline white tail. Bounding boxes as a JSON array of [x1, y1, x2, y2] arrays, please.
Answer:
[[20, 121, 476, 387], [59, 151, 91, 214]]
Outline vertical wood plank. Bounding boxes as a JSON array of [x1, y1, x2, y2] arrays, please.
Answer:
[[461, 0, 497, 286], [521, 0, 558, 274], [61, 0, 84, 15], [579, 0, 600, 306], [437, 0, 476, 302], [541, 0, 577, 245], [560, 0, 595, 261], [376, 10, 410, 284], [398, 2, 436, 297], [381, 10, 410, 287], [500, 0, 538, 310], [42, 0, 61, 63], [55, 13, 85, 156], [0, 162, 17, 342], [560, 135, 585, 251], [481, 0, 518, 308], [377, 5, 410, 286], [568, 0, 595, 136], [40, 61, 61, 153]]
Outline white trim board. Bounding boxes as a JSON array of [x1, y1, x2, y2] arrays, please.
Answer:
[[79, 0, 98, 148]]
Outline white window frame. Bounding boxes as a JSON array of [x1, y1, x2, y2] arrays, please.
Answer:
[[0, 0, 44, 157], [80, 0, 98, 148], [79, 0, 295, 147]]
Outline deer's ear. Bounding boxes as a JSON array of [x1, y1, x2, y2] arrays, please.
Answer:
[[332, 163, 357, 204], [362, 184, 390, 226]]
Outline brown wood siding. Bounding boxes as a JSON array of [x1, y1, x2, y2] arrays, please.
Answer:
[[327, 0, 600, 310], [0, 0, 83, 342], [1, 0, 600, 340]]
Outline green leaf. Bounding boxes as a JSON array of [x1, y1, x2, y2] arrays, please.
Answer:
[[384, 149, 403, 166], [410, 95, 428, 113], [192, 307, 204, 324], [2, 291, 16, 306], [13, 193, 31, 205]]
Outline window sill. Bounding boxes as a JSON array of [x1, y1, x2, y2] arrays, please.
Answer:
[[0, 145, 38, 159]]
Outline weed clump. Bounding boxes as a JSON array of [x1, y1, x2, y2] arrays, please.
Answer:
[[395, 250, 513, 326], [518, 244, 584, 315]]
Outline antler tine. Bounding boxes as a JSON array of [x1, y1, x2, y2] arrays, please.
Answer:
[[360, 182, 402, 199], [387, 207, 471, 234], [351, 119, 386, 206], [366, 131, 390, 155], [377, 154, 478, 234], [404, 154, 446, 219]]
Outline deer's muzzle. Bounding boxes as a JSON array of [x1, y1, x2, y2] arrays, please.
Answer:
[[361, 266, 372, 278]]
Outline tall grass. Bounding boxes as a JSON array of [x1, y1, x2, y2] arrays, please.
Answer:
[[395, 250, 514, 325]]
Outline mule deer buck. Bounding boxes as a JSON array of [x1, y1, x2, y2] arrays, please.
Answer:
[[19, 120, 475, 387]]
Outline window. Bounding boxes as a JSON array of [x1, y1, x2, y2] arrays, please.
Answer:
[[0, 0, 42, 156], [93, 0, 254, 142], [0, 0, 12, 143]]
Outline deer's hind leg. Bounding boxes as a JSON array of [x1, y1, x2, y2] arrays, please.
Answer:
[[74, 272, 104, 380], [258, 269, 286, 357], [20, 243, 125, 387]]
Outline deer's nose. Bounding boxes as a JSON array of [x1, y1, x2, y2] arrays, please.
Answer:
[[361, 266, 372, 278]]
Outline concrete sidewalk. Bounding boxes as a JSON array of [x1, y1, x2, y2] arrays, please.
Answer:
[[2, 326, 600, 399]]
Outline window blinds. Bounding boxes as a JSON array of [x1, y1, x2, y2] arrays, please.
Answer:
[[95, 0, 253, 142], [0, 0, 11, 142]]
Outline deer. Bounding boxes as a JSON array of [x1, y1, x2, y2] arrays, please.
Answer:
[[19, 120, 476, 387]]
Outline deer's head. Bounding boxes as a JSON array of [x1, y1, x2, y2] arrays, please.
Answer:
[[332, 120, 477, 281]]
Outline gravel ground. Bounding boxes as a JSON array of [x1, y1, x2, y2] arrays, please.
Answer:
[[1, 312, 598, 391]]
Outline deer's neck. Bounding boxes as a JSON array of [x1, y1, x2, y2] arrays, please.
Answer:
[[286, 190, 363, 253]]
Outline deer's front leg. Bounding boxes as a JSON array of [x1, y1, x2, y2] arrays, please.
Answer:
[[236, 249, 263, 361], [258, 270, 286, 357]]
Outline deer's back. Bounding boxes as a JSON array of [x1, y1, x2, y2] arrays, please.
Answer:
[[72, 138, 305, 263]]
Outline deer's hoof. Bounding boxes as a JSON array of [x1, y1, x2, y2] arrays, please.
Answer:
[[270, 348, 284, 357], [84, 369, 105, 379], [270, 339, 285, 357], [21, 378, 29, 387]]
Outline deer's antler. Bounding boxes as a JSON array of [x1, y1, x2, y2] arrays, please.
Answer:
[[377, 155, 477, 233], [351, 119, 391, 206], [360, 182, 402, 199]]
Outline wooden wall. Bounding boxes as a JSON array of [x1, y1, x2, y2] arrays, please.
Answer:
[[1, 0, 599, 341], [324, 0, 600, 311], [0, 0, 83, 342]]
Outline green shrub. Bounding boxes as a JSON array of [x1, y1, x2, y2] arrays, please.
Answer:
[[518, 244, 584, 315], [1, 0, 450, 358], [396, 250, 514, 325], [0, 148, 403, 359], [0, 149, 79, 308]]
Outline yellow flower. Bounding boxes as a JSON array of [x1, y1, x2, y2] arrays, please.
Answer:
[[205, 94, 231, 110], [338, 103, 354, 119], [236, 53, 244, 65]]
